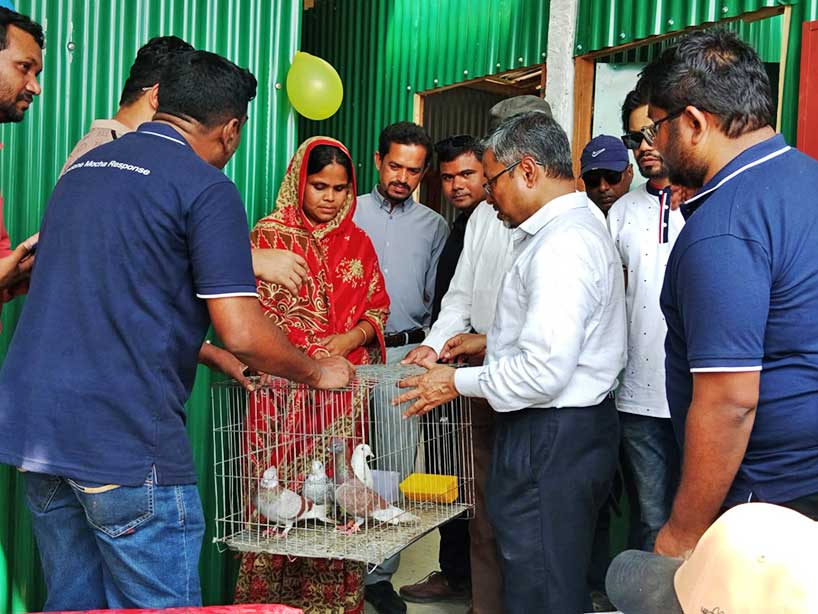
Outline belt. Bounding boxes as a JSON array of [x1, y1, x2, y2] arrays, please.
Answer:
[[384, 328, 425, 347]]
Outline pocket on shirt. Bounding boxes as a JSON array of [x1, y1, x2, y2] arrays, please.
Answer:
[[68, 474, 154, 538]]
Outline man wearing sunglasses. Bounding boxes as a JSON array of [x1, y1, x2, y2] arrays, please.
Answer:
[[600, 86, 686, 568], [579, 135, 633, 217], [635, 29, 818, 560]]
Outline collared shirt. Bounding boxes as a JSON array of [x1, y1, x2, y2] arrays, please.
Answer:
[[0, 122, 257, 486], [424, 201, 514, 353], [608, 183, 685, 418], [354, 187, 448, 333], [60, 118, 132, 176], [455, 191, 627, 411], [662, 133, 818, 506]]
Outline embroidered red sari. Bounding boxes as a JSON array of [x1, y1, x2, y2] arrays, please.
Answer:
[[234, 138, 389, 614]]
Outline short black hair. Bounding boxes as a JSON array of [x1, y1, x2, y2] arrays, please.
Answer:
[[621, 88, 647, 133], [434, 134, 483, 166], [0, 8, 44, 49], [378, 121, 433, 167], [119, 36, 194, 106], [156, 50, 257, 128], [636, 29, 773, 138], [306, 144, 353, 180]]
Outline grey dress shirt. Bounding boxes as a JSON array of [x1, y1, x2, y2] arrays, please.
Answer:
[[354, 187, 449, 333]]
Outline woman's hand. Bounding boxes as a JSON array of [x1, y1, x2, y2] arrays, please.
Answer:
[[319, 331, 360, 357]]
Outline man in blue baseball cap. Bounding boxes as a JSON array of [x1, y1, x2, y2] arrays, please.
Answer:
[[580, 134, 633, 216]]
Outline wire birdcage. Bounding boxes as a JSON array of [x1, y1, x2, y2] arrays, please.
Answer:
[[211, 364, 474, 565]]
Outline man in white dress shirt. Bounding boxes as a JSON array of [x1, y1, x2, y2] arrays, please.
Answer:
[[396, 111, 627, 614]]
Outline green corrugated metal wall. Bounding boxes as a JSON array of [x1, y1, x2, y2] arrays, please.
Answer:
[[0, 1, 300, 611], [299, 0, 550, 191], [574, 0, 818, 144]]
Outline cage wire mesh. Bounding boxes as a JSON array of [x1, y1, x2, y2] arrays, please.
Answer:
[[211, 364, 474, 565]]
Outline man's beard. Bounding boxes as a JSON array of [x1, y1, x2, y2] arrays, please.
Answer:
[[663, 126, 707, 189], [636, 151, 669, 180], [0, 91, 30, 123]]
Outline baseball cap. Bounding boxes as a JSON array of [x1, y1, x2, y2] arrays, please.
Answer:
[[488, 95, 552, 131], [580, 135, 630, 176], [606, 503, 818, 614]]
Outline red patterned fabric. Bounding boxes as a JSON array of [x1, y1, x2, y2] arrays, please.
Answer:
[[39, 605, 303, 614], [235, 138, 387, 614]]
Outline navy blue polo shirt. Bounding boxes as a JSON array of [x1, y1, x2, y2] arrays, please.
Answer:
[[0, 122, 257, 486], [662, 134, 818, 506]]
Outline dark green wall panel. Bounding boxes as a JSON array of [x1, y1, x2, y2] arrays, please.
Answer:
[[299, 0, 550, 191]]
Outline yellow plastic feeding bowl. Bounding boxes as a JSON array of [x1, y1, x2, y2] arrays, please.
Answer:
[[399, 473, 459, 504]]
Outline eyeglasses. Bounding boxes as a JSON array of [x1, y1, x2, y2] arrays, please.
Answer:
[[621, 131, 646, 150], [483, 160, 521, 196], [621, 109, 684, 149], [641, 109, 684, 146], [582, 170, 624, 189]]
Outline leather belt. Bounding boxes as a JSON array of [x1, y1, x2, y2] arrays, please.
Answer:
[[384, 328, 425, 347]]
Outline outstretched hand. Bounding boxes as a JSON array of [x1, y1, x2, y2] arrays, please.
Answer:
[[394, 359, 458, 418], [439, 333, 487, 363]]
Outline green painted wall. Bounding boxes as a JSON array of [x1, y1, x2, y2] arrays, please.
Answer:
[[574, 0, 818, 144], [299, 0, 551, 191], [0, 1, 300, 611]]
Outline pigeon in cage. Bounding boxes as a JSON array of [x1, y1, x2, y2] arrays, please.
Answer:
[[255, 466, 332, 537], [351, 443, 374, 489], [330, 438, 419, 534], [302, 459, 334, 506]]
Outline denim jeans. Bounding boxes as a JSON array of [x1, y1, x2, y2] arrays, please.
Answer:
[[619, 412, 681, 551], [23, 469, 204, 611]]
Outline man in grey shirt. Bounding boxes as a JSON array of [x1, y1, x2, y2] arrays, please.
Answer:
[[353, 121, 448, 614]]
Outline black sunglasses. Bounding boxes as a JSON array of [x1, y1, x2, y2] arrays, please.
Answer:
[[621, 108, 685, 150], [582, 170, 625, 189], [621, 131, 646, 150]]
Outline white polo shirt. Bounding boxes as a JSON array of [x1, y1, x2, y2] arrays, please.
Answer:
[[607, 182, 685, 418]]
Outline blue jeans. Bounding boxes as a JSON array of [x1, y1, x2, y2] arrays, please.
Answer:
[[23, 470, 204, 611], [619, 412, 681, 551]]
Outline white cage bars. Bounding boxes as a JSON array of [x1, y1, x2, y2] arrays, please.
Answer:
[[211, 364, 474, 565]]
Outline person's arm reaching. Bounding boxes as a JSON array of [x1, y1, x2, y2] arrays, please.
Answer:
[[207, 296, 353, 389]]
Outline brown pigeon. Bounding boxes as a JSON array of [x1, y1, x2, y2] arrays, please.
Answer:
[[330, 438, 419, 533]]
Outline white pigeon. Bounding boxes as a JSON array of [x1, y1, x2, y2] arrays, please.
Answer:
[[330, 438, 419, 534], [302, 459, 334, 505], [351, 443, 375, 489], [255, 466, 331, 537]]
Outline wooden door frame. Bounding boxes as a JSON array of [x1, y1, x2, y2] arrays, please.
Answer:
[[570, 5, 790, 177]]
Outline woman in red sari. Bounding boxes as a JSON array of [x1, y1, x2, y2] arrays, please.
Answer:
[[234, 137, 389, 613]]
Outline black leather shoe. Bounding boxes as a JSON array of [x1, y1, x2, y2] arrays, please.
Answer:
[[365, 581, 407, 614]]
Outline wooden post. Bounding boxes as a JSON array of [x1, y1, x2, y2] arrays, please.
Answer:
[[572, 56, 595, 180], [798, 20, 818, 159]]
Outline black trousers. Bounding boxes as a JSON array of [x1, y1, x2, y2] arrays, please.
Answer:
[[487, 399, 620, 614], [423, 404, 471, 587]]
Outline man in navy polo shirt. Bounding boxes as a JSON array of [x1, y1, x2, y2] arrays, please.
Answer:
[[0, 50, 353, 611], [634, 30, 818, 558]]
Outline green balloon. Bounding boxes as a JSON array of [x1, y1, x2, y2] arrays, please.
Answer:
[[286, 51, 344, 120]]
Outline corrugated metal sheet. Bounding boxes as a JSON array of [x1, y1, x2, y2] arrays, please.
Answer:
[[419, 86, 505, 223], [0, 1, 300, 611], [300, 0, 550, 191], [574, 0, 790, 55], [575, 0, 818, 146], [598, 13, 784, 63]]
